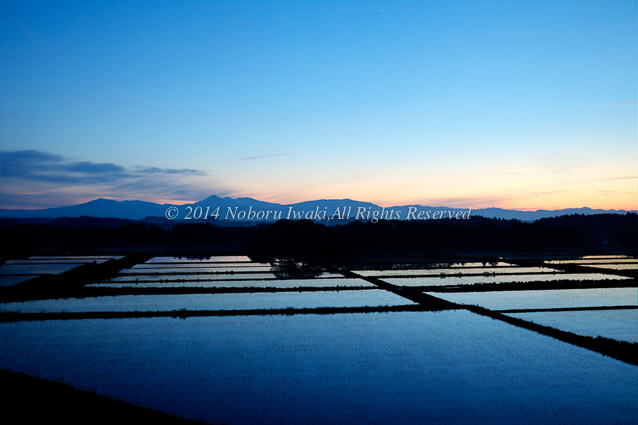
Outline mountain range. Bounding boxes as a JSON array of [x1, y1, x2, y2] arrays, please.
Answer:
[[0, 195, 633, 223]]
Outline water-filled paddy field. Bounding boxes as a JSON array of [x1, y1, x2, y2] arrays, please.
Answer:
[[87, 277, 375, 289], [0, 256, 123, 287], [507, 309, 638, 343], [427, 287, 637, 310], [0, 254, 636, 424]]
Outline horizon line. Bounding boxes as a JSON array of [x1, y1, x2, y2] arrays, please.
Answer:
[[0, 194, 635, 214]]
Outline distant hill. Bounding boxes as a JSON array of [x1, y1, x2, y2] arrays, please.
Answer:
[[0, 198, 169, 219], [0, 196, 632, 222]]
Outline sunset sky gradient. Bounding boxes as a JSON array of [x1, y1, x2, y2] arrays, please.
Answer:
[[1, 0, 636, 210]]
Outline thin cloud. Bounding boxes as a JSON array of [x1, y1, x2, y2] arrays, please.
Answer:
[[1, 150, 127, 183], [595, 175, 636, 182], [559, 174, 638, 187], [1, 150, 207, 183], [0, 150, 219, 209], [135, 166, 206, 176], [598, 190, 635, 196], [237, 153, 292, 161], [533, 190, 564, 196]]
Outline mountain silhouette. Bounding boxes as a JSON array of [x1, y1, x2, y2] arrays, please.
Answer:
[[0, 196, 632, 222]]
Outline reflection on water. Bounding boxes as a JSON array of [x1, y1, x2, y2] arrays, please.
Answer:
[[270, 259, 326, 279], [507, 309, 638, 343], [131, 263, 270, 269], [1, 312, 637, 424], [1, 253, 637, 424], [386, 273, 631, 287], [88, 278, 375, 289], [355, 266, 559, 277], [0, 256, 117, 287], [545, 259, 637, 265], [106, 273, 281, 282], [354, 261, 512, 271], [121, 266, 274, 274], [145, 256, 252, 263], [584, 264, 638, 271], [0, 290, 414, 313], [428, 287, 638, 310]]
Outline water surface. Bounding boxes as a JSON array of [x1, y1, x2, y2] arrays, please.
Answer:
[[385, 273, 630, 287], [507, 309, 638, 343], [0, 311, 636, 424], [0, 290, 413, 313], [88, 278, 374, 289], [354, 266, 559, 277], [427, 288, 638, 310]]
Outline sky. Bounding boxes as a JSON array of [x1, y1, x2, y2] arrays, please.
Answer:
[[0, 0, 636, 210]]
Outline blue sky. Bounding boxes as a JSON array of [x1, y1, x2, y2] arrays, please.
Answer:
[[1, 0, 636, 209]]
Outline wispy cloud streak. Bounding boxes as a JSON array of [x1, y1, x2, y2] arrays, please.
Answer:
[[0, 150, 221, 209], [237, 153, 292, 161]]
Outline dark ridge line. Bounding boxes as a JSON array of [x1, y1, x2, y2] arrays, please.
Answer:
[[144, 261, 254, 265], [8, 254, 125, 258], [132, 265, 263, 269], [408, 279, 637, 292], [556, 262, 638, 266], [355, 272, 575, 279], [101, 276, 346, 283], [104, 278, 278, 283], [0, 304, 428, 322], [0, 285, 378, 303], [497, 305, 638, 314], [349, 266, 521, 271], [347, 271, 638, 367], [462, 304, 638, 366], [542, 260, 637, 264], [119, 271, 277, 275], [0, 254, 153, 299], [567, 265, 637, 278], [348, 264, 517, 272], [130, 266, 264, 270], [342, 271, 457, 310], [1, 261, 114, 265]]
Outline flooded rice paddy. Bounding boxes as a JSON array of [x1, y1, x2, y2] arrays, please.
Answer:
[[0, 254, 636, 424]]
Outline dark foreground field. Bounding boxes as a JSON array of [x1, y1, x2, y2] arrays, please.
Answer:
[[1, 369, 206, 425]]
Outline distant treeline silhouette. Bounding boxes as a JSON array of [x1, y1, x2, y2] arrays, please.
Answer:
[[245, 214, 637, 259], [1, 214, 636, 259]]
